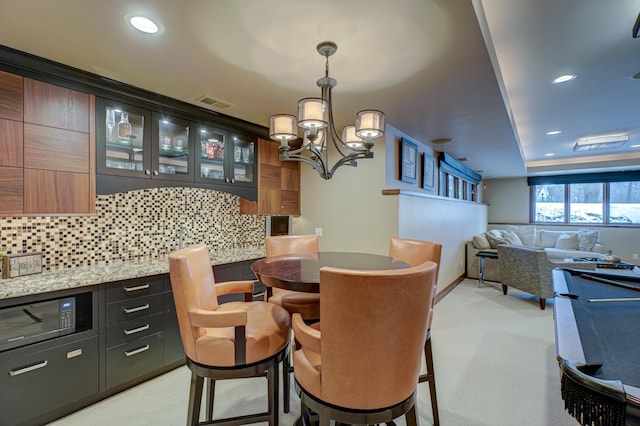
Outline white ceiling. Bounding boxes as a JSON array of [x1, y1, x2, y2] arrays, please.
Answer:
[[1, 0, 639, 179]]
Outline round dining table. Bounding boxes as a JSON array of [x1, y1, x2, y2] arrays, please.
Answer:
[[250, 251, 410, 293]]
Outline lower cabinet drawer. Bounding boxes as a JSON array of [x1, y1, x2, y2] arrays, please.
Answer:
[[0, 335, 99, 425], [105, 333, 164, 389], [106, 293, 164, 326], [105, 312, 164, 349]]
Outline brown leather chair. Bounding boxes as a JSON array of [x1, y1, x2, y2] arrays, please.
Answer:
[[264, 234, 321, 321], [389, 236, 442, 425], [292, 261, 438, 425], [168, 244, 291, 426]]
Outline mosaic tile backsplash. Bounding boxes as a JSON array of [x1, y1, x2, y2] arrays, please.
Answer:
[[0, 187, 265, 273]]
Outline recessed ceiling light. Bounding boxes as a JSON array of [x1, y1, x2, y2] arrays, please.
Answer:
[[545, 153, 555, 156], [546, 130, 562, 135], [126, 14, 162, 34], [631, 144, 640, 148], [552, 74, 577, 84]]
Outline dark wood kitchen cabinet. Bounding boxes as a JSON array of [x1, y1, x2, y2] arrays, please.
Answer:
[[103, 275, 182, 389], [96, 96, 257, 199], [0, 71, 95, 215], [239, 138, 300, 215]]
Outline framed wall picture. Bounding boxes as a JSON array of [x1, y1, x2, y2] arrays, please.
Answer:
[[422, 153, 435, 190], [400, 138, 418, 184]]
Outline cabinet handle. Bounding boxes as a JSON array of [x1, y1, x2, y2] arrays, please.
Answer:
[[124, 324, 150, 335], [124, 283, 150, 292], [125, 344, 150, 357], [153, 170, 159, 176], [9, 360, 48, 376], [145, 169, 151, 175], [123, 303, 150, 314], [231, 178, 235, 183], [225, 177, 230, 183]]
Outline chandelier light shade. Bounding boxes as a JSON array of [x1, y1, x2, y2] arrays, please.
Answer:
[[342, 125, 364, 148], [269, 41, 386, 179], [269, 114, 297, 147]]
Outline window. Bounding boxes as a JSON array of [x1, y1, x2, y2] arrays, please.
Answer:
[[438, 152, 481, 201], [529, 172, 640, 225], [569, 183, 602, 223], [610, 181, 640, 223], [534, 184, 565, 222]]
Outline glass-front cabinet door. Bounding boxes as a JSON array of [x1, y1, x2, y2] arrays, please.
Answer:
[[97, 97, 151, 177], [231, 132, 255, 185], [152, 112, 194, 181], [196, 126, 255, 185], [197, 124, 227, 183]]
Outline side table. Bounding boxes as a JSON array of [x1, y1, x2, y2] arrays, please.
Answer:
[[476, 250, 498, 284]]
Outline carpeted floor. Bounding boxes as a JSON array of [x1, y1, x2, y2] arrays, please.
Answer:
[[49, 279, 579, 425]]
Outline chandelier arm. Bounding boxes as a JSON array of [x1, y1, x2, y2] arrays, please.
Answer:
[[279, 152, 330, 179], [323, 83, 353, 158], [327, 150, 375, 178]]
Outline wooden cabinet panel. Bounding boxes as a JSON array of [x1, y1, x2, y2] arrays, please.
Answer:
[[24, 123, 89, 173], [281, 190, 300, 213], [24, 78, 89, 133], [0, 118, 23, 167], [240, 138, 300, 215], [0, 166, 23, 214], [261, 163, 281, 189], [24, 169, 90, 213], [281, 164, 300, 192], [0, 70, 23, 121], [259, 138, 281, 166]]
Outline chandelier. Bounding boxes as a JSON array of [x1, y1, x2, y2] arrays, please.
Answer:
[[268, 41, 385, 180]]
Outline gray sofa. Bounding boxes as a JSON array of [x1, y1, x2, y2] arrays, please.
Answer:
[[466, 225, 605, 282]]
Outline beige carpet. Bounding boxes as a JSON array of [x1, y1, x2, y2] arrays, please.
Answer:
[[49, 279, 579, 425]]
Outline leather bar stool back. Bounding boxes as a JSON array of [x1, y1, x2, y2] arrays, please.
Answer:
[[389, 236, 443, 425], [292, 261, 438, 425]]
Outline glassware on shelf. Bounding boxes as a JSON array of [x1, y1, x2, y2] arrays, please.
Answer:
[[242, 146, 251, 162], [234, 145, 242, 162], [118, 111, 132, 142], [105, 108, 116, 139]]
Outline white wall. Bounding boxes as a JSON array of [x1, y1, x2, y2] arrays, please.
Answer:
[[295, 132, 398, 255], [397, 192, 488, 288], [295, 122, 485, 289]]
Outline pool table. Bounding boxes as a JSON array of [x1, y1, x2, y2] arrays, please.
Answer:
[[553, 268, 640, 425]]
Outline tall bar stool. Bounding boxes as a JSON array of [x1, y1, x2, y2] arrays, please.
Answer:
[[292, 261, 438, 425], [389, 236, 443, 425], [263, 234, 320, 412], [168, 244, 291, 425]]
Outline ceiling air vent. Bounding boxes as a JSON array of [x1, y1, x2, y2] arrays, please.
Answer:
[[195, 95, 232, 109], [573, 133, 628, 152]]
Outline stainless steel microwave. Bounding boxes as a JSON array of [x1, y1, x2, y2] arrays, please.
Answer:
[[0, 297, 76, 352]]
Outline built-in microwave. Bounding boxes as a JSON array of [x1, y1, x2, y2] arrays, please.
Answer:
[[0, 297, 76, 352], [266, 215, 292, 236]]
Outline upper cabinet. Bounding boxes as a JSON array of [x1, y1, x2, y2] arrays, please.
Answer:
[[0, 72, 95, 215], [239, 138, 300, 215], [96, 96, 257, 199], [196, 124, 255, 187]]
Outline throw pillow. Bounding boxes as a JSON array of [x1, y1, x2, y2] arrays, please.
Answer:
[[577, 229, 599, 251], [486, 233, 510, 249], [501, 230, 523, 245], [538, 230, 566, 248], [507, 225, 536, 246], [555, 233, 578, 250], [472, 234, 491, 249]]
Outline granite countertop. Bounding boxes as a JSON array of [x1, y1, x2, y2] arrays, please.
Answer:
[[0, 246, 265, 300]]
